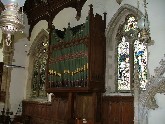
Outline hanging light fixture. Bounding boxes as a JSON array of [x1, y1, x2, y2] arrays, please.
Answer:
[[0, 0, 24, 46], [137, 0, 151, 43]]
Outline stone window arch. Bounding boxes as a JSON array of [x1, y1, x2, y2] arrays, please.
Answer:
[[26, 29, 49, 99], [105, 4, 146, 93]]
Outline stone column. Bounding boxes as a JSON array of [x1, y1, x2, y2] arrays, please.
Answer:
[[2, 42, 14, 110], [133, 64, 140, 124]]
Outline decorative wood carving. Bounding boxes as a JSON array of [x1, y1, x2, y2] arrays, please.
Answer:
[[23, 0, 88, 38], [0, 1, 4, 13]]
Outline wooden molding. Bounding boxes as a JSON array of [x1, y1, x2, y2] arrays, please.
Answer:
[[23, 0, 88, 39]]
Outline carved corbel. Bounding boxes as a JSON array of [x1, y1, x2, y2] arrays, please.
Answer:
[[116, 0, 123, 5]]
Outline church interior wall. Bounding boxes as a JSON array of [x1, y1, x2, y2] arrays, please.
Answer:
[[0, 0, 165, 123]]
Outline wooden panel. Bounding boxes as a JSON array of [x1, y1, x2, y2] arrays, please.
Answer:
[[75, 93, 94, 119], [102, 96, 134, 124], [22, 95, 69, 124], [0, 62, 5, 103], [74, 93, 102, 124], [121, 101, 134, 124], [89, 5, 106, 84], [0, 91, 5, 102], [22, 95, 134, 124], [0, 62, 3, 89]]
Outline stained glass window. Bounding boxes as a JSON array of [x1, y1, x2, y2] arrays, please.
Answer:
[[124, 16, 138, 32], [118, 37, 130, 90], [117, 15, 147, 91], [31, 41, 48, 98], [134, 40, 147, 90]]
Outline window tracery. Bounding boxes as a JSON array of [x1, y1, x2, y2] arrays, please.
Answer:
[[117, 15, 147, 91], [31, 38, 48, 98]]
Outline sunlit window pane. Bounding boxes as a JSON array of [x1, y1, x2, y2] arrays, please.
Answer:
[[134, 40, 147, 90], [117, 15, 147, 91], [118, 37, 130, 90]]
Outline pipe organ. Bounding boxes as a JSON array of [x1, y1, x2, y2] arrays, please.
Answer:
[[23, 5, 107, 124], [46, 5, 106, 93]]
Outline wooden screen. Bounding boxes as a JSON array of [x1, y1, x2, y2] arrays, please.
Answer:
[[102, 96, 134, 124], [0, 62, 5, 102]]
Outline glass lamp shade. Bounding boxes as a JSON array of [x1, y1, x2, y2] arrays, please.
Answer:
[[1, 0, 25, 7], [1, 0, 18, 5], [137, 16, 150, 30], [0, 0, 24, 46]]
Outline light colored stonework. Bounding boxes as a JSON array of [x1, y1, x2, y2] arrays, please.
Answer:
[[138, 56, 165, 124]]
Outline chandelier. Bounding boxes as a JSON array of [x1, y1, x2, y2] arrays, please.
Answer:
[[137, 0, 151, 43], [0, 1, 24, 46]]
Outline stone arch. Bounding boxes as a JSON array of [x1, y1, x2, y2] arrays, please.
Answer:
[[26, 29, 49, 99], [105, 4, 143, 93]]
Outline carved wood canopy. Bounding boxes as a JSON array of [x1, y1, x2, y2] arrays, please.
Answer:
[[23, 0, 88, 39], [0, 1, 4, 13]]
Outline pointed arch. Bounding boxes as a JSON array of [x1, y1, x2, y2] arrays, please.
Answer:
[[105, 4, 143, 93], [106, 4, 143, 50], [26, 29, 49, 99]]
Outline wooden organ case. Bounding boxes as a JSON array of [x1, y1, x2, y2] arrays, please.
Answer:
[[46, 5, 106, 124]]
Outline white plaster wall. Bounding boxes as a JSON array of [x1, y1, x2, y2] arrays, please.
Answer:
[[9, 38, 29, 114], [6, 14, 30, 114], [148, 93, 165, 124], [8, 18, 48, 114], [53, 0, 106, 30], [147, 0, 165, 76]]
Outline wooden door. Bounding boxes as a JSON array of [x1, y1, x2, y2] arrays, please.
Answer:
[[74, 92, 102, 124], [102, 96, 134, 124]]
